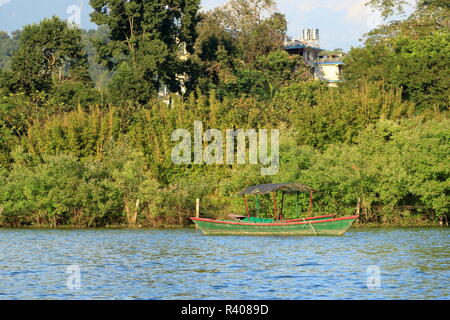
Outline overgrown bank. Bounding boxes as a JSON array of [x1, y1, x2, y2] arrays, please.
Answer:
[[0, 0, 448, 228], [0, 92, 448, 228]]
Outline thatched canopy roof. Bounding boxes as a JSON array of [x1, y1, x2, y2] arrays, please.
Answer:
[[237, 183, 316, 195]]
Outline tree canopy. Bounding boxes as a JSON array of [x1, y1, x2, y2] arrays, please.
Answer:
[[343, 0, 450, 111], [1, 16, 91, 94], [89, 0, 201, 104]]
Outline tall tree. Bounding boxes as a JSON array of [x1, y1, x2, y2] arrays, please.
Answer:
[[187, 10, 239, 93], [1, 16, 91, 94], [0, 31, 19, 70], [343, 0, 450, 111], [213, 0, 287, 64], [367, 0, 450, 19], [89, 0, 201, 104], [188, 0, 288, 95]]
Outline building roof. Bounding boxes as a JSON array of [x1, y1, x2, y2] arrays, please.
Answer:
[[315, 61, 344, 65], [237, 183, 316, 195], [284, 44, 324, 51]]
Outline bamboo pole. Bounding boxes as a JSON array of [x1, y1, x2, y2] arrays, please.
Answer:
[[195, 198, 200, 218], [195, 198, 200, 229], [255, 195, 260, 217]]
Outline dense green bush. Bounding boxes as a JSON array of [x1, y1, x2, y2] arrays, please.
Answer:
[[0, 98, 447, 227], [0, 1, 448, 227], [283, 119, 449, 223]]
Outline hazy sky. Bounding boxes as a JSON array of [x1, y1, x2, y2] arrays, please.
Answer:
[[0, 0, 415, 51]]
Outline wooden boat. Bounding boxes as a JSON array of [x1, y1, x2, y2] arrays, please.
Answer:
[[190, 183, 358, 236]]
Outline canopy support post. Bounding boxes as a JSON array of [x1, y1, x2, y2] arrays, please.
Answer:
[[243, 195, 249, 221], [308, 191, 313, 216], [255, 195, 260, 217], [296, 193, 300, 219], [280, 192, 285, 220], [272, 192, 277, 220]]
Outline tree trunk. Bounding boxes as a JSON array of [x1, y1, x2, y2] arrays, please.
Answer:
[[125, 199, 139, 226]]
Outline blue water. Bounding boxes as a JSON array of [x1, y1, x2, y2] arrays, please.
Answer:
[[0, 227, 448, 299]]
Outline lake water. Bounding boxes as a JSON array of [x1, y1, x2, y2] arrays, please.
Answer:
[[0, 227, 448, 299]]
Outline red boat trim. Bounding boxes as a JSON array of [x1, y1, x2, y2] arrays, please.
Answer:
[[190, 215, 359, 226], [283, 214, 335, 222]]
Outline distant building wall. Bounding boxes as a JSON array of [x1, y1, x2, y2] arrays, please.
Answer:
[[314, 62, 343, 87]]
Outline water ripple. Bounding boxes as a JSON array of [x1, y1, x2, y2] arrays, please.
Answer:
[[0, 227, 448, 299]]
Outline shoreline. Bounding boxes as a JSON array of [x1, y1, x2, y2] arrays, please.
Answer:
[[0, 222, 445, 230]]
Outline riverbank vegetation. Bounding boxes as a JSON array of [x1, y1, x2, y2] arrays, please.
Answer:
[[0, 0, 448, 228]]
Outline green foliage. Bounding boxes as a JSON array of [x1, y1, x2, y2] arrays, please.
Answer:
[[344, 32, 450, 111], [189, 2, 291, 97], [81, 27, 112, 90], [89, 0, 201, 103], [0, 87, 445, 227], [108, 61, 158, 105], [367, 0, 450, 19], [275, 81, 327, 105], [366, 0, 408, 19], [50, 81, 102, 110], [0, 0, 448, 228], [213, 0, 286, 64], [271, 118, 450, 222], [0, 31, 19, 69], [188, 11, 240, 93], [0, 142, 163, 227], [25, 106, 121, 159], [345, 0, 450, 111], [221, 69, 271, 100], [3, 16, 91, 94]]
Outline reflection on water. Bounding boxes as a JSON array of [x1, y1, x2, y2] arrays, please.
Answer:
[[0, 227, 448, 299]]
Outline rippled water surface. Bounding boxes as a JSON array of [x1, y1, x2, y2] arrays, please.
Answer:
[[0, 227, 448, 299]]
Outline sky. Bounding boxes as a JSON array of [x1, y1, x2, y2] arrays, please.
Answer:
[[0, 0, 416, 51]]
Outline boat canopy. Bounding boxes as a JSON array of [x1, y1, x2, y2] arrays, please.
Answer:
[[237, 183, 316, 195]]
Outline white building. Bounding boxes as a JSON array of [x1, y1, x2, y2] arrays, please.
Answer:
[[284, 29, 344, 86], [314, 54, 344, 87]]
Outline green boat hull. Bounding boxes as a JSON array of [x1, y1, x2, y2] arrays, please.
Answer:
[[238, 214, 336, 223], [191, 215, 358, 236]]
